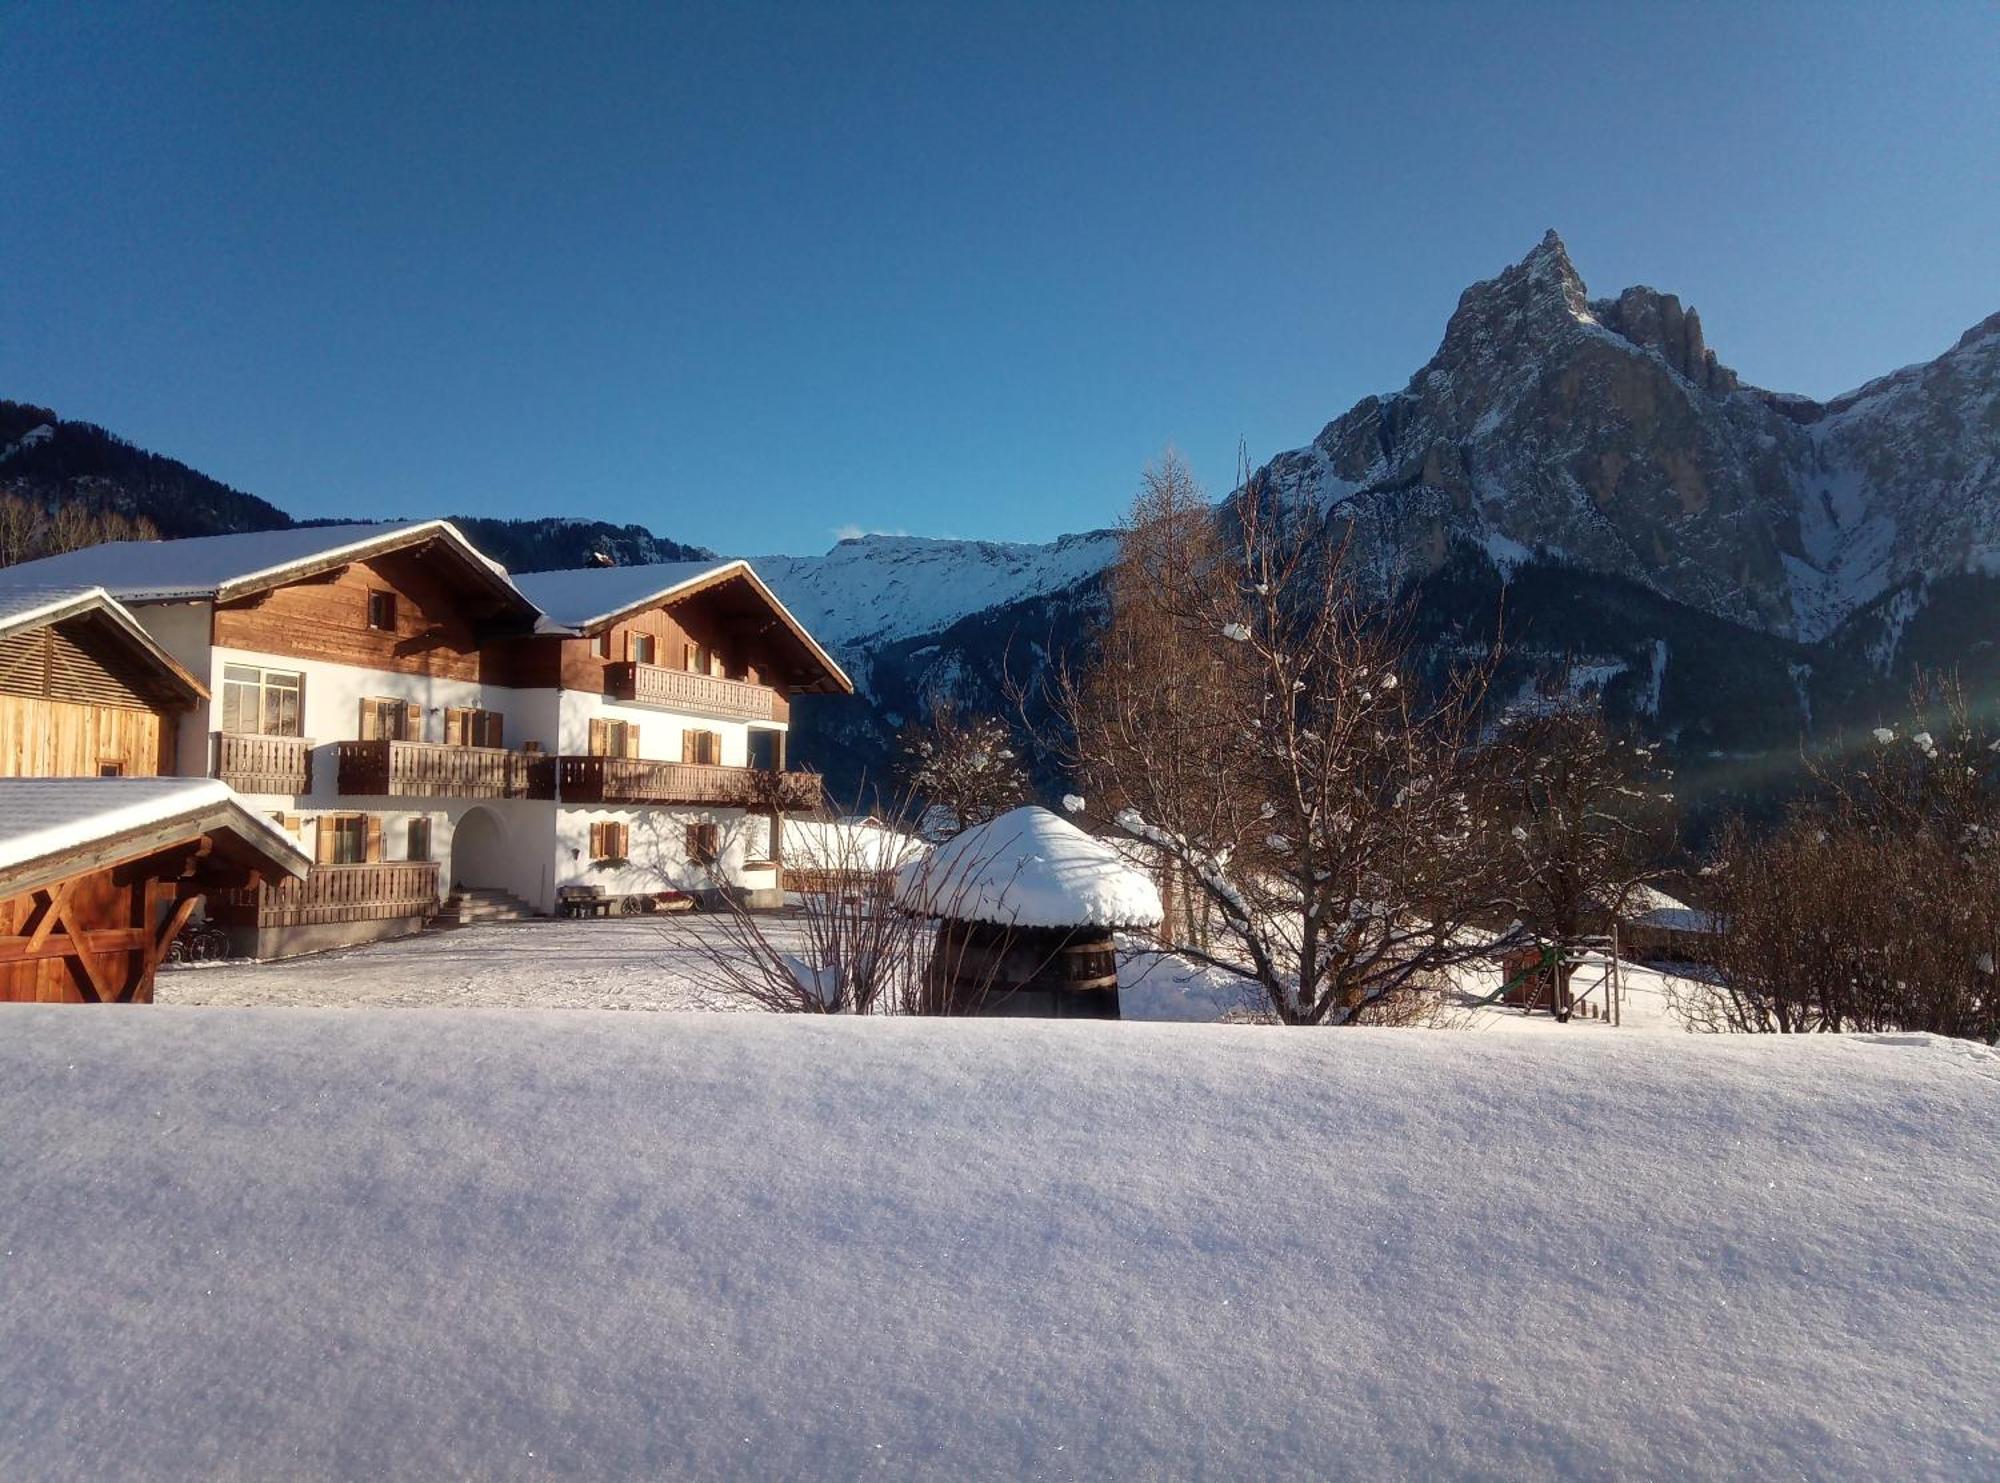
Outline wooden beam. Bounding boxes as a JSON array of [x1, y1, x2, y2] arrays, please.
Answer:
[[24, 880, 74, 955]]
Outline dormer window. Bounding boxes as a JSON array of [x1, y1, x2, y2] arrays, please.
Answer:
[[631, 633, 657, 665], [367, 590, 397, 631]]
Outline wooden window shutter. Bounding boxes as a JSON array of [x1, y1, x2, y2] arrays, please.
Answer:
[[445, 708, 465, 746], [284, 815, 302, 835], [484, 711, 504, 749], [589, 717, 608, 756], [358, 699, 377, 741], [589, 822, 605, 858], [623, 722, 640, 759], [365, 815, 384, 863], [404, 702, 422, 742], [314, 818, 334, 864]]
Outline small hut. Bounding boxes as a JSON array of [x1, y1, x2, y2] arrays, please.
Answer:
[[894, 806, 1162, 1019], [1, 777, 311, 1003]]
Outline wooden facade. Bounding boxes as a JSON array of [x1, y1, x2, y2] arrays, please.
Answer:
[[211, 539, 534, 685], [0, 791, 307, 1004], [0, 603, 201, 778], [923, 920, 1122, 1019]]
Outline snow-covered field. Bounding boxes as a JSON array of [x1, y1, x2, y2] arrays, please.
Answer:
[[158, 917, 1261, 1020], [158, 917, 756, 1011], [0, 1010, 1993, 1478]]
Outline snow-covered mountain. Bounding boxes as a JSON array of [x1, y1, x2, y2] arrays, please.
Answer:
[[754, 530, 1118, 687]]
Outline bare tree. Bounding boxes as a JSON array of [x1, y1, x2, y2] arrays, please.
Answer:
[[896, 694, 1028, 839], [1049, 458, 1505, 1026], [1487, 693, 1677, 1015], [658, 794, 1018, 1015]]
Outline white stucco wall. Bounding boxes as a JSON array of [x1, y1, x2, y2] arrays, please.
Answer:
[[553, 805, 776, 898], [555, 689, 786, 766]]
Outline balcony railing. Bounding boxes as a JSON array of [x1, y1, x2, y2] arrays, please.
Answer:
[[531, 756, 822, 810], [604, 662, 788, 723], [206, 861, 440, 929], [335, 739, 535, 799], [213, 732, 314, 795]]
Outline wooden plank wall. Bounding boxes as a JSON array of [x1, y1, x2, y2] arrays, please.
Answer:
[[557, 590, 777, 695], [213, 547, 509, 683], [0, 694, 164, 777]]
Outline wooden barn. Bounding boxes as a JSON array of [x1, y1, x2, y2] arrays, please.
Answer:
[[0, 584, 208, 778], [0, 777, 310, 1004], [895, 806, 1162, 1019]]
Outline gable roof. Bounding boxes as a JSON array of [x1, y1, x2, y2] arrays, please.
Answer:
[[0, 584, 208, 705], [513, 558, 854, 694], [0, 777, 310, 902], [0, 520, 531, 613], [893, 806, 1163, 929]]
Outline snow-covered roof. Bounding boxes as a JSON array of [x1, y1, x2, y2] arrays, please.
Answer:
[[0, 584, 208, 701], [513, 558, 854, 693], [0, 777, 310, 896], [0, 520, 518, 606], [781, 817, 926, 874], [895, 805, 1163, 929]]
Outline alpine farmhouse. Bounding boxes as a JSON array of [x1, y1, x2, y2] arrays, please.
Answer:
[[0, 522, 849, 959]]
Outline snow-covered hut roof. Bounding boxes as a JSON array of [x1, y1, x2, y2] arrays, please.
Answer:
[[513, 558, 854, 693], [894, 805, 1163, 929], [0, 777, 310, 901], [0, 584, 208, 703], [0, 520, 526, 611]]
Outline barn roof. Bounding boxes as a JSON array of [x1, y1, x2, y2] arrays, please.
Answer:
[[0, 778, 311, 902], [894, 806, 1163, 929], [0, 584, 208, 705]]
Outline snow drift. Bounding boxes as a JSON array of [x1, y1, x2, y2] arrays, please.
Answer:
[[0, 1010, 1993, 1479]]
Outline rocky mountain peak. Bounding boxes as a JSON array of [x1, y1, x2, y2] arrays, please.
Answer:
[[1590, 285, 1739, 397], [1432, 229, 1593, 370]]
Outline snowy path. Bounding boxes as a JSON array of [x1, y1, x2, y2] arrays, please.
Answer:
[[1, 1011, 1993, 1479]]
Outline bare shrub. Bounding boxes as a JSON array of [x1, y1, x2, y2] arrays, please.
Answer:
[[1699, 682, 2000, 1042]]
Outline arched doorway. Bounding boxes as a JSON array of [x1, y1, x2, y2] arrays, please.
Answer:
[[450, 806, 510, 892]]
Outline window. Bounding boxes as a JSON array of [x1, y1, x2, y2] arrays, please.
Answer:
[[593, 631, 613, 659], [359, 697, 417, 741], [445, 707, 504, 748], [588, 820, 630, 861], [747, 729, 780, 771], [631, 632, 657, 665], [682, 728, 721, 766], [221, 664, 304, 736], [687, 822, 720, 867], [98, 762, 125, 778], [406, 817, 432, 862], [324, 814, 369, 865], [367, 590, 398, 631], [590, 718, 639, 758]]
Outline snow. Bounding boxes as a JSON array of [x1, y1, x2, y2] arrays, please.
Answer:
[[0, 520, 503, 602], [780, 817, 925, 874], [0, 777, 307, 880], [895, 805, 1163, 929], [510, 558, 740, 628], [0, 1010, 1992, 1479]]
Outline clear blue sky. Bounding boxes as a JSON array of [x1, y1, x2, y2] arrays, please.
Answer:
[[3, 2, 1995, 557]]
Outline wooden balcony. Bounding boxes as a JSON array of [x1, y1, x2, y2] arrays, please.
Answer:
[[605, 662, 788, 723], [213, 732, 314, 795], [335, 739, 534, 799], [532, 756, 822, 810], [206, 861, 441, 929]]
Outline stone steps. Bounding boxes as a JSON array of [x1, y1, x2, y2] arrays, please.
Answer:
[[434, 886, 541, 927]]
